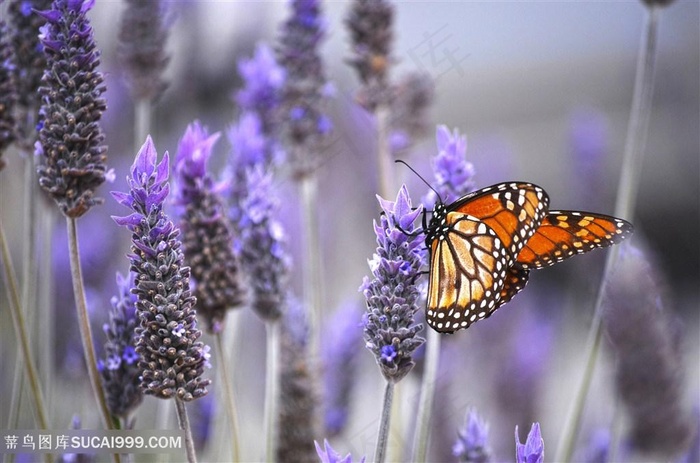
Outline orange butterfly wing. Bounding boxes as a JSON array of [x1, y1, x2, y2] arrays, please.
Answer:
[[425, 182, 549, 333], [516, 210, 634, 269]]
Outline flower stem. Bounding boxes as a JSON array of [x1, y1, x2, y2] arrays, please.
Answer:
[[66, 218, 115, 432], [175, 397, 198, 463], [554, 6, 660, 462], [300, 174, 322, 369], [135, 98, 151, 150], [215, 331, 241, 462], [412, 328, 441, 462], [373, 380, 395, 463], [0, 219, 49, 431], [375, 104, 394, 199], [264, 320, 280, 463]]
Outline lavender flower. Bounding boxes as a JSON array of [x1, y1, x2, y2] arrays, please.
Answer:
[[112, 136, 210, 401], [603, 245, 692, 455], [315, 439, 366, 463], [346, 0, 394, 109], [276, 0, 333, 176], [322, 302, 364, 436], [453, 409, 491, 463], [98, 271, 142, 420], [0, 11, 18, 168], [237, 165, 290, 321], [173, 121, 244, 333], [35, 0, 108, 218], [236, 43, 285, 142], [117, 0, 169, 102], [277, 299, 317, 462], [7, 0, 51, 119], [387, 72, 434, 157], [361, 185, 425, 383], [515, 422, 544, 463], [423, 125, 475, 208]]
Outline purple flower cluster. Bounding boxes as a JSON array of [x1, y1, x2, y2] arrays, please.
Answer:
[[453, 409, 491, 463], [35, 0, 108, 218], [112, 137, 210, 401], [98, 271, 143, 420], [515, 423, 544, 463], [361, 185, 425, 383], [423, 125, 475, 208], [173, 121, 244, 333], [315, 439, 365, 463]]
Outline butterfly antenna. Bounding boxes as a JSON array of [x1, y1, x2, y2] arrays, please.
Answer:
[[395, 159, 444, 204]]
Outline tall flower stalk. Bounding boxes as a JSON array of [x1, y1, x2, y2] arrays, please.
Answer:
[[34, 0, 113, 431], [112, 137, 211, 463], [276, 0, 333, 371], [361, 185, 425, 463], [173, 121, 244, 461], [413, 125, 475, 462], [554, 3, 668, 460]]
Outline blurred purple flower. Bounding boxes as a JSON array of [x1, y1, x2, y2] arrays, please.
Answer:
[[361, 185, 425, 383], [423, 125, 475, 209], [568, 108, 609, 207], [173, 121, 245, 333], [117, 0, 170, 101], [322, 302, 364, 437], [276, 0, 333, 176], [36, 0, 108, 218], [453, 408, 491, 463], [0, 15, 18, 168], [315, 439, 366, 463], [112, 136, 210, 401], [98, 271, 142, 419], [515, 422, 544, 463]]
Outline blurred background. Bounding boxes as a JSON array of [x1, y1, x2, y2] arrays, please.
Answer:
[[1, 1, 698, 461]]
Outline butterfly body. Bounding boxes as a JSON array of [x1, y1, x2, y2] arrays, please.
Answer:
[[424, 182, 633, 334]]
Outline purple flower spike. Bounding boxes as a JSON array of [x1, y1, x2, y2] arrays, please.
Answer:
[[423, 125, 475, 209], [315, 439, 366, 463], [36, 0, 108, 217], [453, 408, 491, 463], [113, 136, 210, 402], [0, 14, 18, 169], [174, 121, 244, 332], [515, 423, 544, 463], [362, 185, 425, 383]]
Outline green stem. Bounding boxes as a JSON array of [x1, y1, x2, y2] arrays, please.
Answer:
[[215, 331, 241, 462], [554, 6, 660, 462], [373, 380, 395, 463], [0, 220, 49, 430], [264, 320, 280, 463], [175, 398, 198, 463], [300, 174, 322, 368], [66, 218, 114, 431], [134, 98, 152, 150], [411, 329, 441, 462]]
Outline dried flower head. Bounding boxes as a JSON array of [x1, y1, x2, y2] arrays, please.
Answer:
[[112, 136, 210, 401], [35, 0, 108, 218], [345, 0, 394, 108], [515, 422, 544, 463], [361, 185, 425, 383], [173, 121, 245, 333], [98, 271, 143, 419], [117, 0, 170, 101]]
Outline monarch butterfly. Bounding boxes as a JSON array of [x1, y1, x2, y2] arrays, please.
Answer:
[[424, 181, 633, 334]]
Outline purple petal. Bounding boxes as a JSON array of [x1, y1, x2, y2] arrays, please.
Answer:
[[112, 213, 142, 227], [134, 136, 157, 179], [111, 190, 134, 208]]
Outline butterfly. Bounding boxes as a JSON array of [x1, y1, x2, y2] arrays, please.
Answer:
[[423, 182, 633, 333]]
